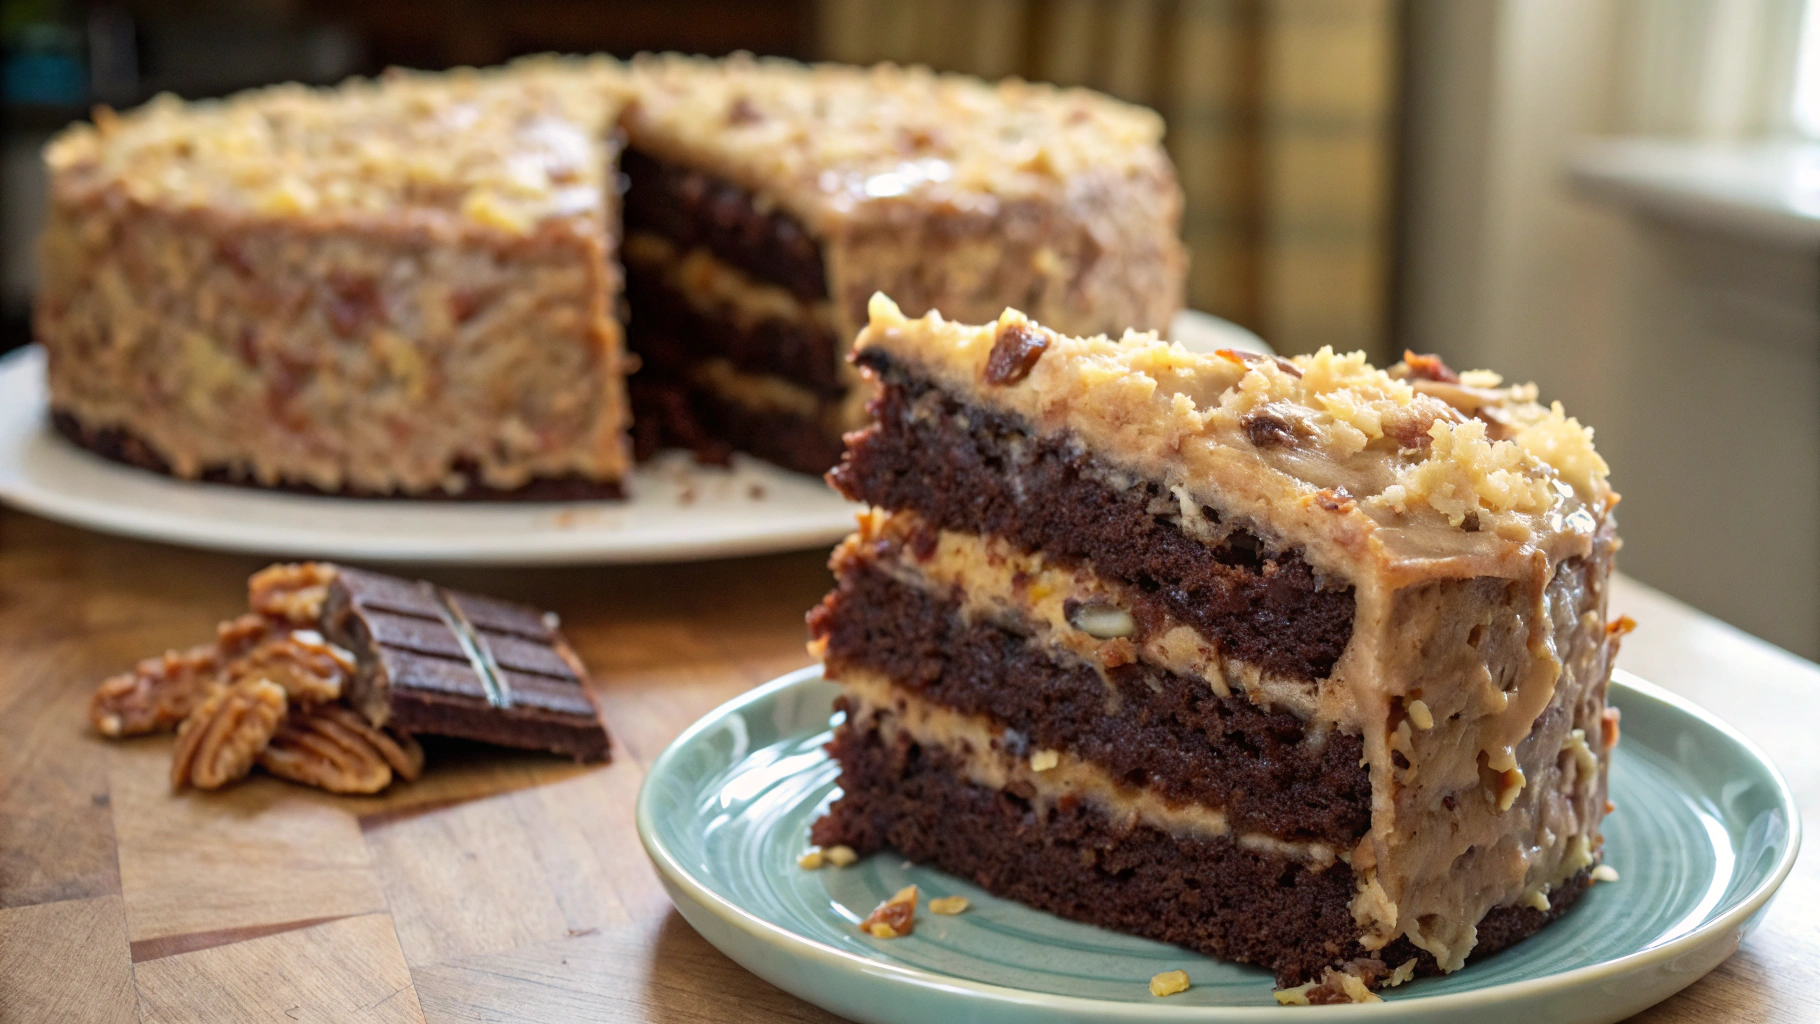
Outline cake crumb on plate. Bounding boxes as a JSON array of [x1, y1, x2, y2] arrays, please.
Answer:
[[1149, 970, 1190, 997]]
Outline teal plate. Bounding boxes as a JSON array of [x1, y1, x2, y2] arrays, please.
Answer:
[[636, 668, 1799, 1023]]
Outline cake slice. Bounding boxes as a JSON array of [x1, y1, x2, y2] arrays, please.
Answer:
[[809, 296, 1622, 994], [619, 54, 1186, 472], [39, 59, 631, 497]]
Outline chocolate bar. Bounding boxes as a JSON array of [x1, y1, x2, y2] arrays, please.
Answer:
[[322, 567, 611, 763]]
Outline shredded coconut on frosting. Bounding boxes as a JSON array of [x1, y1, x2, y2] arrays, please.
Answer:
[[623, 53, 1170, 232], [46, 57, 624, 234]]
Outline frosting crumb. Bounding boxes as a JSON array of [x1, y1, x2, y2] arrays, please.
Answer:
[[1274, 967, 1383, 1005], [1149, 970, 1191, 997]]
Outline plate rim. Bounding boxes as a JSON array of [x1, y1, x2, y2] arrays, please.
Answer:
[[0, 344, 856, 565], [635, 665, 1802, 1020]]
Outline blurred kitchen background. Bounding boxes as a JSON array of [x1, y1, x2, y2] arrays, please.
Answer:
[[2, 0, 1815, 662]]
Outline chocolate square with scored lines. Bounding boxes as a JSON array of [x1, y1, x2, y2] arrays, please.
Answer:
[[323, 566, 610, 762]]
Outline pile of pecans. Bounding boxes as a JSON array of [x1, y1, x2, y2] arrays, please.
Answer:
[[89, 563, 422, 794]]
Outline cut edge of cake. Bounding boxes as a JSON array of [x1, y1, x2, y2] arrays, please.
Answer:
[[618, 52, 1186, 474]]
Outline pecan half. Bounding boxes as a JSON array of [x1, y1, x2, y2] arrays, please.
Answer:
[[170, 677, 287, 790], [257, 704, 423, 794], [216, 613, 275, 659], [225, 630, 352, 705], [90, 643, 224, 738], [248, 563, 339, 626]]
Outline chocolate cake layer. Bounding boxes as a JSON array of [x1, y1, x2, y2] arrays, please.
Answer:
[[831, 354, 1355, 680], [626, 379, 845, 475], [623, 259, 843, 397], [812, 716, 1591, 987], [621, 148, 826, 301], [812, 562, 1371, 845], [53, 411, 625, 501]]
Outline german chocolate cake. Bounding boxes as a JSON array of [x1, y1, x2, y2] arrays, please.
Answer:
[[36, 55, 1184, 496], [809, 296, 1622, 997]]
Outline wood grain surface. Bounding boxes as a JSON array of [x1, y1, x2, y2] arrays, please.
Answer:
[[1, 505, 1815, 1022]]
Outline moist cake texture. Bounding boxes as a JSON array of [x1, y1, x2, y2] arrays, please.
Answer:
[[810, 296, 1622, 992], [40, 54, 1186, 490]]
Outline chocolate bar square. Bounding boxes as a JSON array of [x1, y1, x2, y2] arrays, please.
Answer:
[[322, 566, 611, 763]]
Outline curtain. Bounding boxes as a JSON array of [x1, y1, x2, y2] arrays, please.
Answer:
[[815, 0, 1399, 360], [1611, 0, 1806, 139]]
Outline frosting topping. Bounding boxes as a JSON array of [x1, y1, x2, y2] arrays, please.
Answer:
[[855, 294, 1615, 581], [623, 54, 1171, 233], [46, 58, 624, 235]]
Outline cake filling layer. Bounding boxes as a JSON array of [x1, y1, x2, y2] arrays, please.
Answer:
[[831, 353, 1357, 680], [690, 358, 827, 420], [812, 702, 1593, 988], [849, 506, 1329, 717], [620, 147, 826, 301], [627, 376, 846, 474], [836, 669, 1339, 866], [812, 562, 1373, 845], [622, 232, 844, 396]]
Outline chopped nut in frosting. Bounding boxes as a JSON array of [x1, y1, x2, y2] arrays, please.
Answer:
[[48, 58, 621, 236], [1065, 600, 1137, 639], [1406, 699, 1435, 730], [1029, 749, 1060, 772], [861, 885, 918, 938]]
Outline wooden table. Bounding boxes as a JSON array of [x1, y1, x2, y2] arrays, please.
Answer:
[[2, 506, 1815, 1023]]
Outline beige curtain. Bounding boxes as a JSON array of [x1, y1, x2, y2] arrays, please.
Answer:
[[1610, 0, 1806, 139], [815, 0, 1399, 360]]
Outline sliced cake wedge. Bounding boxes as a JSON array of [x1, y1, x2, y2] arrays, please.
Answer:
[[809, 295, 1623, 993]]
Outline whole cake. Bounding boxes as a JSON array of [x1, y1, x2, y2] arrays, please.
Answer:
[[36, 55, 1185, 495], [809, 296, 1623, 997]]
